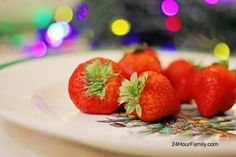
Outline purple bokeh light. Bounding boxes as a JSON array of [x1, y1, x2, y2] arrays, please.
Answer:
[[37, 28, 48, 44], [122, 33, 141, 46], [161, 0, 179, 16], [220, 0, 235, 5], [64, 23, 79, 40], [75, 3, 88, 20], [159, 41, 177, 53], [204, 0, 219, 5], [88, 43, 97, 49]]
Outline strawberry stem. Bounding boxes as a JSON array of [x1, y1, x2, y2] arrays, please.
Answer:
[[212, 60, 229, 68], [122, 43, 148, 54], [118, 72, 148, 117], [189, 60, 203, 70], [85, 59, 117, 99]]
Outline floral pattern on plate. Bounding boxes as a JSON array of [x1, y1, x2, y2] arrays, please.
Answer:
[[98, 104, 236, 140]]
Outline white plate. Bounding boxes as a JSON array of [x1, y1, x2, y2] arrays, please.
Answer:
[[0, 50, 236, 157]]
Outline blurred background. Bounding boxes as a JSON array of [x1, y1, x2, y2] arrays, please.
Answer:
[[0, 0, 235, 58]]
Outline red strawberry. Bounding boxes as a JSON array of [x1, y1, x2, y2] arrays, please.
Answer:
[[165, 59, 197, 103], [68, 58, 123, 114], [119, 48, 162, 79], [193, 65, 236, 117], [144, 47, 159, 59], [119, 71, 180, 122]]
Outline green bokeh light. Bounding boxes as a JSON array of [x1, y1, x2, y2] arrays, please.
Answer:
[[12, 34, 24, 47], [34, 8, 53, 28]]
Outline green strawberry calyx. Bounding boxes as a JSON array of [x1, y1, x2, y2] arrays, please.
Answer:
[[190, 60, 203, 70], [122, 43, 148, 54], [118, 72, 148, 118], [212, 59, 236, 73], [84, 59, 117, 99], [212, 60, 229, 68], [212, 60, 236, 74]]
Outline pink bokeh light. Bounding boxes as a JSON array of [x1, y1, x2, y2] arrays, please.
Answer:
[[29, 41, 47, 58], [161, 0, 179, 16], [204, 0, 219, 5]]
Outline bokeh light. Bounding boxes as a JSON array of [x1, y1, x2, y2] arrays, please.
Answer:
[[111, 18, 131, 36], [75, 3, 88, 20], [37, 28, 47, 44], [29, 41, 47, 58], [160, 41, 177, 53], [204, 0, 219, 5], [12, 34, 24, 47], [47, 22, 64, 41], [46, 22, 72, 47], [161, 0, 179, 16], [88, 43, 97, 49], [213, 42, 230, 60], [55, 6, 73, 22], [221, 0, 235, 5], [65, 24, 79, 39], [34, 8, 53, 28], [46, 34, 63, 48], [122, 33, 141, 45], [58, 21, 72, 38], [165, 16, 182, 32]]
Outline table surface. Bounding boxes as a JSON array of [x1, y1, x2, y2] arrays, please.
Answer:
[[0, 47, 136, 157]]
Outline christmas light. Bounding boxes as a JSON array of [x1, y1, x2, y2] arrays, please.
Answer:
[[111, 18, 131, 36], [161, 0, 179, 16], [34, 8, 53, 28], [75, 3, 88, 20], [12, 34, 24, 47], [47, 22, 64, 41], [204, 0, 219, 5], [55, 6, 73, 22], [58, 21, 72, 38], [45, 33, 63, 48], [213, 42, 230, 60], [122, 34, 141, 45], [46, 22, 71, 48], [165, 16, 182, 32], [160, 41, 177, 53], [30, 41, 47, 57]]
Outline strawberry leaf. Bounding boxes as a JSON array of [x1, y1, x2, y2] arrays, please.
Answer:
[[118, 72, 148, 118], [189, 60, 203, 70], [135, 104, 142, 118], [212, 60, 229, 68], [126, 104, 135, 115], [127, 85, 139, 97], [85, 59, 117, 99], [121, 43, 148, 54]]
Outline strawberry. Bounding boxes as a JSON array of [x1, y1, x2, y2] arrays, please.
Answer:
[[119, 48, 162, 79], [165, 59, 197, 103], [119, 71, 180, 122], [193, 64, 236, 117], [68, 58, 123, 114], [143, 47, 160, 59]]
